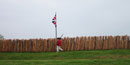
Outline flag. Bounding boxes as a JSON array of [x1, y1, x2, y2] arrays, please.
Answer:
[[52, 14, 56, 26]]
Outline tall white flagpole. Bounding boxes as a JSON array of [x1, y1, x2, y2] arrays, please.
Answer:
[[55, 12, 57, 39]]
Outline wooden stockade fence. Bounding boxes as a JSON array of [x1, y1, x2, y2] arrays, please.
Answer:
[[0, 36, 130, 52]]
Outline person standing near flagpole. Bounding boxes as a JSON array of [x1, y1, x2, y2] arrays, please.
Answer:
[[56, 37, 63, 52], [52, 13, 63, 52]]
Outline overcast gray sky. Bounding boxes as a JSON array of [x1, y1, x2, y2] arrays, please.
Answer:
[[0, 0, 130, 39]]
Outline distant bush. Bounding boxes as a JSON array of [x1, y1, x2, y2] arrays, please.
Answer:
[[0, 34, 4, 39]]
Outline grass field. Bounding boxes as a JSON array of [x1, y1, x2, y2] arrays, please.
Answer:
[[0, 49, 130, 65]]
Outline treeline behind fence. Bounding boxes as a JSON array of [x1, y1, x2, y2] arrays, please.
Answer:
[[0, 36, 130, 52]]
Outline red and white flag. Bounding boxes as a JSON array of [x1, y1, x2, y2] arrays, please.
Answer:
[[52, 14, 56, 26]]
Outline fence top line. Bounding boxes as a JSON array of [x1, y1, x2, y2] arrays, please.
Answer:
[[1, 35, 130, 41]]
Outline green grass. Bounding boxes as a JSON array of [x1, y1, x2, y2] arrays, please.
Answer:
[[0, 49, 130, 65]]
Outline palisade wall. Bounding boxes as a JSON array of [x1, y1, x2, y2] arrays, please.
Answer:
[[0, 36, 130, 52]]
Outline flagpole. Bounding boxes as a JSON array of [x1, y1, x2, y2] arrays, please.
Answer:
[[55, 12, 57, 39], [55, 25, 57, 38]]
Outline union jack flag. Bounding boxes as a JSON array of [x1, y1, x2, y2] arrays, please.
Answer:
[[52, 14, 56, 26]]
